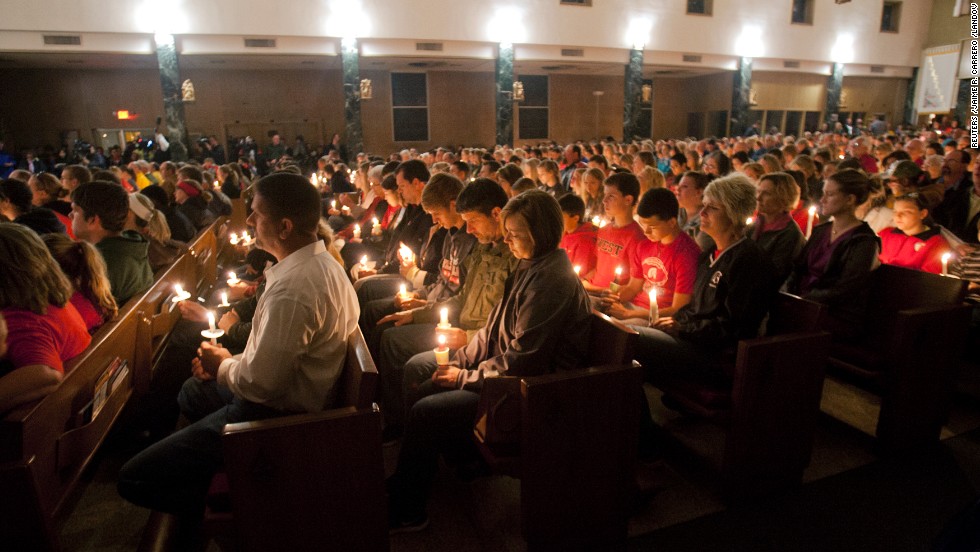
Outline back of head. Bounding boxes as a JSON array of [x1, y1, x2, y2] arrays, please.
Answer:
[[511, 177, 538, 195], [497, 163, 523, 185], [455, 177, 508, 216], [129, 192, 171, 242], [32, 172, 68, 200], [558, 193, 586, 220], [637, 187, 679, 220], [177, 165, 206, 185], [254, 172, 322, 235], [64, 165, 93, 185], [0, 222, 72, 313], [501, 190, 563, 258], [0, 178, 33, 213], [396, 159, 430, 184], [140, 184, 170, 210], [41, 232, 118, 319], [72, 181, 130, 233], [92, 169, 121, 185], [421, 173, 464, 210]]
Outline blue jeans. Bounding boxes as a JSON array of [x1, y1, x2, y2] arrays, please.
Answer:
[[388, 355, 481, 519], [377, 324, 438, 431], [118, 378, 288, 516]]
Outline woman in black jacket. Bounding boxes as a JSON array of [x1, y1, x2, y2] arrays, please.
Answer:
[[173, 179, 216, 231]]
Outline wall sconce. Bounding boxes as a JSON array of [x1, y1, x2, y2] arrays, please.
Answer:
[[749, 87, 759, 107], [641, 83, 652, 103], [181, 79, 196, 102], [500, 81, 525, 102], [359, 78, 372, 100]]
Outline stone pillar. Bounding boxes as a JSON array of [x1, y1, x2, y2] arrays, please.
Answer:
[[495, 43, 515, 147], [341, 38, 364, 160], [824, 62, 845, 128], [154, 34, 189, 162], [730, 57, 752, 137], [955, 78, 970, 127], [623, 48, 644, 141], [903, 68, 918, 127]]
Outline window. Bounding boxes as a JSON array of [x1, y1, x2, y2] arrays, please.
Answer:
[[764, 110, 785, 133], [518, 75, 549, 140], [785, 111, 803, 136], [803, 111, 821, 132], [687, 112, 705, 138], [686, 0, 713, 16], [791, 0, 814, 25], [391, 73, 429, 142], [707, 110, 728, 138], [881, 1, 901, 33]]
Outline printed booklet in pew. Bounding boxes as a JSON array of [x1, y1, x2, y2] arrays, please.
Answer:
[[76, 357, 129, 425]]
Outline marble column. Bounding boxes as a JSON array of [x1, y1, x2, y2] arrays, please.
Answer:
[[341, 39, 364, 158], [903, 68, 918, 126], [495, 44, 515, 147], [154, 35, 189, 162], [730, 57, 752, 137], [623, 48, 644, 141], [824, 62, 845, 128], [955, 78, 971, 127]]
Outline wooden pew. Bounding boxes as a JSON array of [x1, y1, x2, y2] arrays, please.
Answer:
[[203, 325, 388, 552], [473, 312, 642, 551], [823, 264, 971, 453], [649, 293, 831, 499]]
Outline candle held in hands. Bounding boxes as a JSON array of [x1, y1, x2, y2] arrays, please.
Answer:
[[201, 311, 225, 345], [220, 292, 230, 307], [172, 284, 191, 303], [227, 271, 240, 286], [434, 334, 450, 366], [941, 252, 952, 277], [648, 288, 659, 325], [438, 307, 450, 329], [805, 205, 817, 240]]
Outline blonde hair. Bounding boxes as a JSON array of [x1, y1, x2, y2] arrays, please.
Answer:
[[316, 220, 344, 266], [30, 172, 68, 201], [637, 166, 665, 196], [130, 193, 172, 242], [42, 233, 118, 320], [703, 173, 758, 234], [0, 223, 73, 314]]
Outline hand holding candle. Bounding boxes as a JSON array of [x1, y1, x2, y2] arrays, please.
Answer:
[[941, 252, 952, 277], [353, 224, 361, 240], [398, 242, 415, 266], [201, 311, 224, 345], [371, 217, 381, 236], [609, 266, 623, 293], [434, 334, 450, 366], [227, 271, 240, 286]]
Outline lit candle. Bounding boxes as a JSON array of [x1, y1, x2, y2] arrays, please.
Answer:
[[399, 242, 414, 264], [438, 307, 450, 329], [434, 334, 450, 366], [648, 288, 659, 325], [573, 265, 581, 277], [360, 255, 368, 270], [341, 205, 351, 215], [213, 180, 219, 189], [229, 232, 239, 245], [172, 284, 191, 303], [227, 271, 240, 286], [746, 216, 754, 226], [609, 266, 623, 293], [353, 224, 361, 239], [220, 292, 230, 307], [310, 174, 317, 186], [592, 216, 601, 227], [805, 205, 817, 240], [941, 252, 951, 277], [371, 217, 381, 236], [201, 311, 224, 345], [330, 200, 336, 210]]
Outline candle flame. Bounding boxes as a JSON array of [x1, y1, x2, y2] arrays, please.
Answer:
[[592, 216, 600, 226], [746, 217, 754, 226], [438, 334, 447, 346], [614, 266, 623, 276], [399, 283, 407, 295], [175, 284, 185, 295], [808, 205, 817, 216], [573, 265, 581, 275], [649, 288, 657, 303], [372, 217, 380, 225], [360, 255, 368, 266], [942, 252, 952, 262]]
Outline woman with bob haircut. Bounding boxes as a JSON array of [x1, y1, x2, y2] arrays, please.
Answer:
[[387, 190, 593, 531], [749, 172, 806, 284], [42, 233, 118, 332], [0, 223, 91, 411], [632, 173, 773, 386]]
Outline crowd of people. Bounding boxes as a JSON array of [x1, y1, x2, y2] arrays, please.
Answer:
[[1, 120, 979, 543]]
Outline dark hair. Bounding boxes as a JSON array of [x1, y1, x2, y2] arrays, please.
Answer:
[[421, 173, 464, 209], [636, 187, 679, 221], [732, 151, 750, 164], [254, 173, 322, 234], [636, 151, 655, 168], [925, 142, 944, 156], [140, 184, 170, 210], [455, 177, 508, 217], [501, 190, 563, 258], [894, 192, 930, 211], [670, 153, 687, 166], [837, 157, 861, 171], [91, 169, 120, 185], [785, 169, 809, 203], [63, 165, 92, 185], [680, 170, 711, 191], [381, 161, 401, 178], [0, 178, 33, 213], [482, 160, 502, 174], [511, 177, 538, 195], [71, 181, 129, 232], [496, 163, 523, 185], [706, 151, 732, 176], [452, 160, 470, 175], [603, 172, 640, 205], [177, 165, 205, 185], [380, 174, 398, 191], [829, 168, 871, 205], [589, 154, 608, 169], [396, 159, 430, 184], [557, 193, 586, 220]]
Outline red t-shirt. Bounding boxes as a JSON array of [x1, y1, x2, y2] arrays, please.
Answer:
[[629, 231, 701, 309], [69, 291, 106, 332], [590, 221, 645, 288], [560, 223, 598, 275], [2, 303, 91, 373], [878, 226, 950, 274]]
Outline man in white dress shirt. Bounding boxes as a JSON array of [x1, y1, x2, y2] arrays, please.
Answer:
[[118, 172, 359, 540]]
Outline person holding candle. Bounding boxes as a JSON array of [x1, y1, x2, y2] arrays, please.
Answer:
[[747, 172, 806, 285], [387, 190, 592, 532], [606, 188, 699, 325], [118, 173, 359, 542], [557, 194, 598, 278], [632, 174, 772, 392], [876, 193, 951, 275], [581, 172, 645, 293], [374, 179, 517, 442], [785, 169, 880, 341]]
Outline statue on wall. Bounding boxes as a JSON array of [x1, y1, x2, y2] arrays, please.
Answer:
[[181, 79, 196, 103]]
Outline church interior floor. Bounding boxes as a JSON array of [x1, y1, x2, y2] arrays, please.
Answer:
[[58, 380, 980, 552]]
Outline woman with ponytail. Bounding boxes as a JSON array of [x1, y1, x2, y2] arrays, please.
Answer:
[[127, 192, 188, 271], [29, 173, 74, 237], [42, 233, 118, 332]]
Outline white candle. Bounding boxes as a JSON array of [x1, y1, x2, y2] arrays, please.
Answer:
[[805, 205, 817, 240], [220, 292, 230, 307], [172, 284, 191, 303], [438, 307, 450, 329], [434, 334, 450, 366], [592, 216, 601, 226], [207, 311, 217, 333], [941, 252, 951, 277], [573, 265, 581, 276], [399, 243, 414, 264], [353, 224, 361, 239], [310, 174, 317, 186], [360, 255, 368, 270], [398, 283, 409, 301], [371, 217, 381, 236], [227, 271, 240, 286], [648, 288, 659, 325], [330, 200, 336, 210], [229, 232, 239, 245]]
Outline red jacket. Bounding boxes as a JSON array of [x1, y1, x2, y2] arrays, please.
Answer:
[[560, 223, 598, 275], [877, 226, 950, 274]]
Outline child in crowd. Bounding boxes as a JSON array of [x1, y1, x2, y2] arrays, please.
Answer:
[[557, 194, 597, 276], [878, 193, 950, 274], [581, 172, 645, 293]]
